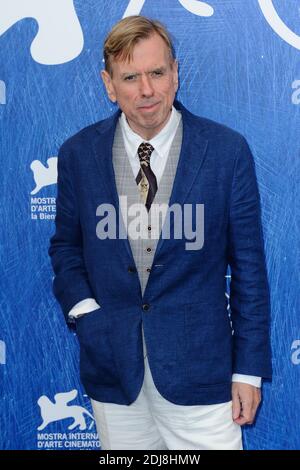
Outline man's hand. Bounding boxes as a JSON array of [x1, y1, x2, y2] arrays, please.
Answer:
[[232, 382, 261, 425]]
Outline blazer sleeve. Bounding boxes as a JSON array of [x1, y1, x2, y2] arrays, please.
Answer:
[[48, 142, 95, 323], [228, 137, 272, 379]]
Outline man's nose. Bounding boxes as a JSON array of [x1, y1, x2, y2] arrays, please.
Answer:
[[139, 75, 154, 97]]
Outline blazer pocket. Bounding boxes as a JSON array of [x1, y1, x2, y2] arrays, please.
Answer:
[[75, 305, 102, 321], [76, 307, 118, 385], [75, 307, 105, 340]]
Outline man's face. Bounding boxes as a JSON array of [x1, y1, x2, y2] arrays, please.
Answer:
[[101, 33, 178, 140]]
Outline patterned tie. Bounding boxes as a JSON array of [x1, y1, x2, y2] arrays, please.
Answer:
[[136, 142, 158, 211]]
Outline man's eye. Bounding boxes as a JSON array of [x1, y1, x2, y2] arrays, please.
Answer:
[[124, 75, 136, 81], [152, 70, 163, 76]]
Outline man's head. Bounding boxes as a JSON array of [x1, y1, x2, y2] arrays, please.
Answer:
[[101, 16, 179, 140]]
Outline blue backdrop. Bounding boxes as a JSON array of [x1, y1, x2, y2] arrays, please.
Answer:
[[0, 0, 299, 450]]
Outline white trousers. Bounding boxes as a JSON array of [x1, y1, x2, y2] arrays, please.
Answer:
[[91, 331, 242, 450]]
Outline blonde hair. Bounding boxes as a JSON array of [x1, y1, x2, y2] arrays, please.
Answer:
[[103, 16, 175, 76]]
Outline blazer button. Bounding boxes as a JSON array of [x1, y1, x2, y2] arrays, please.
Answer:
[[142, 303, 150, 311], [128, 266, 136, 273]]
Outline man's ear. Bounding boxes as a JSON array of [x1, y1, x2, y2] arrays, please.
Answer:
[[101, 70, 117, 102]]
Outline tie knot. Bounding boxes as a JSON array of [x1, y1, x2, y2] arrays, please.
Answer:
[[137, 142, 154, 165]]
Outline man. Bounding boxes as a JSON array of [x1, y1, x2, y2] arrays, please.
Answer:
[[48, 15, 272, 450]]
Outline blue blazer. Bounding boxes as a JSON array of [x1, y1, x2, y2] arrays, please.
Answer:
[[49, 100, 272, 405]]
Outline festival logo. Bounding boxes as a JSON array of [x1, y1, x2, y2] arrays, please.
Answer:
[[30, 157, 57, 195], [123, 0, 214, 17], [37, 390, 99, 449], [0, 0, 84, 64], [258, 0, 300, 50], [37, 389, 95, 431]]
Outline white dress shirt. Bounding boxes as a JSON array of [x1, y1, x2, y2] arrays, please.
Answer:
[[68, 107, 261, 388]]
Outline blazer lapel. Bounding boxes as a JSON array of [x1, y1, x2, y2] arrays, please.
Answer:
[[92, 109, 136, 263], [153, 103, 209, 260], [92, 110, 120, 209]]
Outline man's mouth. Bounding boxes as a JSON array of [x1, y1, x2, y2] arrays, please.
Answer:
[[138, 102, 160, 111]]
